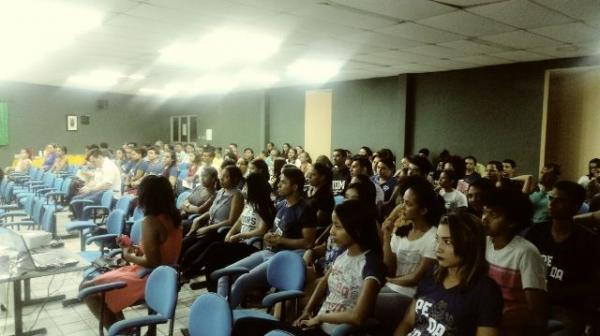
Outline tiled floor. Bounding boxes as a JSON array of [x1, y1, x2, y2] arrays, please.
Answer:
[[0, 211, 207, 336]]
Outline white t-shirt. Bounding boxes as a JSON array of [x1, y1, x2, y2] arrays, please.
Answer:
[[94, 158, 122, 196], [439, 189, 468, 210], [319, 250, 385, 335], [386, 226, 437, 297], [239, 203, 265, 234], [372, 179, 385, 204], [486, 236, 547, 312]]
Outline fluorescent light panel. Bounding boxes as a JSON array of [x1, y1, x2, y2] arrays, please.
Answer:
[[287, 59, 343, 83], [160, 27, 282, 69]]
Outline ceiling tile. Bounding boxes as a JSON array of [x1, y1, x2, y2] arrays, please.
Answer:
[[291, 3, 399, 30], [480, 30, 563, 49], [339, 32, 425, 50], [491, 50, 550, 61], [532, 0, 600, 22], [417, 10, 516, 36], [530, 44, 596, 58], [531, 22, 600, 43], [467, 0, 573, 29], [327, 0, 457, 21], [439, 39, 509, 54], [432, 0, 507, 7], [225, 0, 316, 12], [453, 54, 512, 65], [376, 22, 465, 43], [404, 44, 472, 58]]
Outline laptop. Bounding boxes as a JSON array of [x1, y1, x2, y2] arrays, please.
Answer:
[[0, 227, 79, 271]]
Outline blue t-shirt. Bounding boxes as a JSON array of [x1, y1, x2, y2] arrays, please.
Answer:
[[408, 268, 503, 336], [145, 160, 163, 175], [43, 153, 56, 170], [131, 160, 148, 177], [163, 165, 178, 178], [271, 198, 317, 243]]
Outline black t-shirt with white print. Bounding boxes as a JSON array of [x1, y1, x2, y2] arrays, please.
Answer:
[[408, 268, 503, 336], [332, 166, 351, 196], [525, 221, 600, 308]]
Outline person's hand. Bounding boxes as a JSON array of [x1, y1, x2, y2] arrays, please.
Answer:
[[264, 234, 281, 248], [299, 316, 320, 329], [196, 226, 210, 237], [122, 246, 136, 262], [80, 186, 90, 194], [382, 217, 395, 237], [116, 235, 132, 248], [386, 276, 404, 286], [228, 233, 243, 243], [293, 311, 312, 327]]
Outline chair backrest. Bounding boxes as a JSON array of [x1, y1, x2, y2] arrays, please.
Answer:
[[176, 191, 191, 209], [115, 196, 132, 214], [189, 293, 232, 336], [105, 209, 126, 235], [130, 218, 143, 244], [265, 331, 295, 336], [267, 251, 305, 292], [145, 266, 178, 319], [51, 178, 63, 192], [61, 177, 72, 194], [100, 190, 114, 209], [31, 197, 45, 224], [132, 206, 144, 222], [40, 205, 56, 233], [178, 169, 188, 181]]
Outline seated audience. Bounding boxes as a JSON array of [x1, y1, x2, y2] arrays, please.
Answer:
[[233, 200, 385, 336], [182, 151, 201, 189], [526, 181, 600, 335], [306, 162, 335, 229], [181, 173, 274, 289], [502, 159, 517, 178], [248, 158, 270, 184], [438, 169, 468, 210], [578, 158, 600, 188], [179, 165, 244, 275], [407, 155, 433, 179], [217, 167, 316, 308], [299, 151, 313, 175], [6, 148, 33, 175], [236, 158, 249, 177], [143, 146, 164, 176], [376, 176, 445, 334], [180, 167, 219, 234], [331, 148, 351, 196], [70, 149, 121, 219], [372, 159, 398, 202], [51, 145, 69, 173], [174, 142, 189, 164], [466, 178, 495, 217], [41, 143, 57, 171], [80, 175, 182, 329], [482, 188, 547, 335], [351, 156, 384, 204], [287, 147, 301, 167], [529, 163, 561, 225], [242, 147, 254, 161], [457, 155, 481, 193], [394, 211, 504, 336], [124, 148, 147, 192], [358, 145, 374, 159], [162, 150, 178, 189]]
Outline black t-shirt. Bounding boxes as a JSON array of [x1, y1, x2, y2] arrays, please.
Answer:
[[332, 166, 351, 196], [308, 188, 334, 228], [408, 269, 503, 336], [525, 221, 600, 307], [271, 198, 317, 249]]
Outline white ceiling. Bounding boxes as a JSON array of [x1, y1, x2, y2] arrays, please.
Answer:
[[3, 0, 600, 96]]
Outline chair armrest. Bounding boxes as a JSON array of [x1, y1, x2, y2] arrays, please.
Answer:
[[70, 199, 94, 207], [108, 315, 168, 336], [331, 318, 381, 336], [0, 204, 19, 210], [262, 290, 304, 308], [187, 214, 200, 221], [86, 233, 118, 245], [36, 187, 55, 194], [1, 220, 35, 228], [217, 225, 232, 234], [0, 211, 28, 219], [77, 281, 127, 300], [245, 237, 263, 247], [65, 221, 97, 232], [83, 205, 110, 215], [210, 266, 249, 281]]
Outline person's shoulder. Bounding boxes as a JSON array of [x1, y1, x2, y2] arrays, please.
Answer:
[[525, 221, 551, 239]]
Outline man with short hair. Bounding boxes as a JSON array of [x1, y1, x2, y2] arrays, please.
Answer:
[[331, 148, 351, 196], [351, 156, 384, 204], [174, 142, 189, 164], [457, 155, 481, 193], [242, 148, 254, 161], [407, 155, 432, 178], [467, 178, 494, 217], [526, 181, 600, 335], [70, 149, 121, 219], [529, 163, 561, 224], [502, 159, 516, 178]]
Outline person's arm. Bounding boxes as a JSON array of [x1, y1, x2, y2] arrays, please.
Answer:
[[121, 217, 162, 268], [268, 227, 317, 250], [304, 278, 381, 327], [386, 258, 436, 287], [168, 175, 177, 188], [511, 175, 534, 194], [232, 216, 269, 242], [224, 217, 243, 242], [501, 289, 547, 333], [574, 210, 600, 227], [186, 212, 210, 236], [476, 327, 500, 336], [196, 192, 244, 234], [382, 209, 400, 275], [393, 300, 416, 336], [187, 193, 217, 215], [294, 271, 331, 325]]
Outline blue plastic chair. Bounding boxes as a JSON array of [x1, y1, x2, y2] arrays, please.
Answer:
[[78, 265, 178, 336], [114, 195, 132, 216], [72, 209, 125, 261], [69, 189, 114, 221], [213, 251, 305, 322], [176, 191, 191, 210], [265, 331, 295, 336], [189, 293, 232, 336]]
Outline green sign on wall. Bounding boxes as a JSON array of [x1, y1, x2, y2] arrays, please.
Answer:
[[0, 102, 7, 146]]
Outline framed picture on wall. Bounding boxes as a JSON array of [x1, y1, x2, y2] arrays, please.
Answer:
[[66, 115, 78, 131]]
